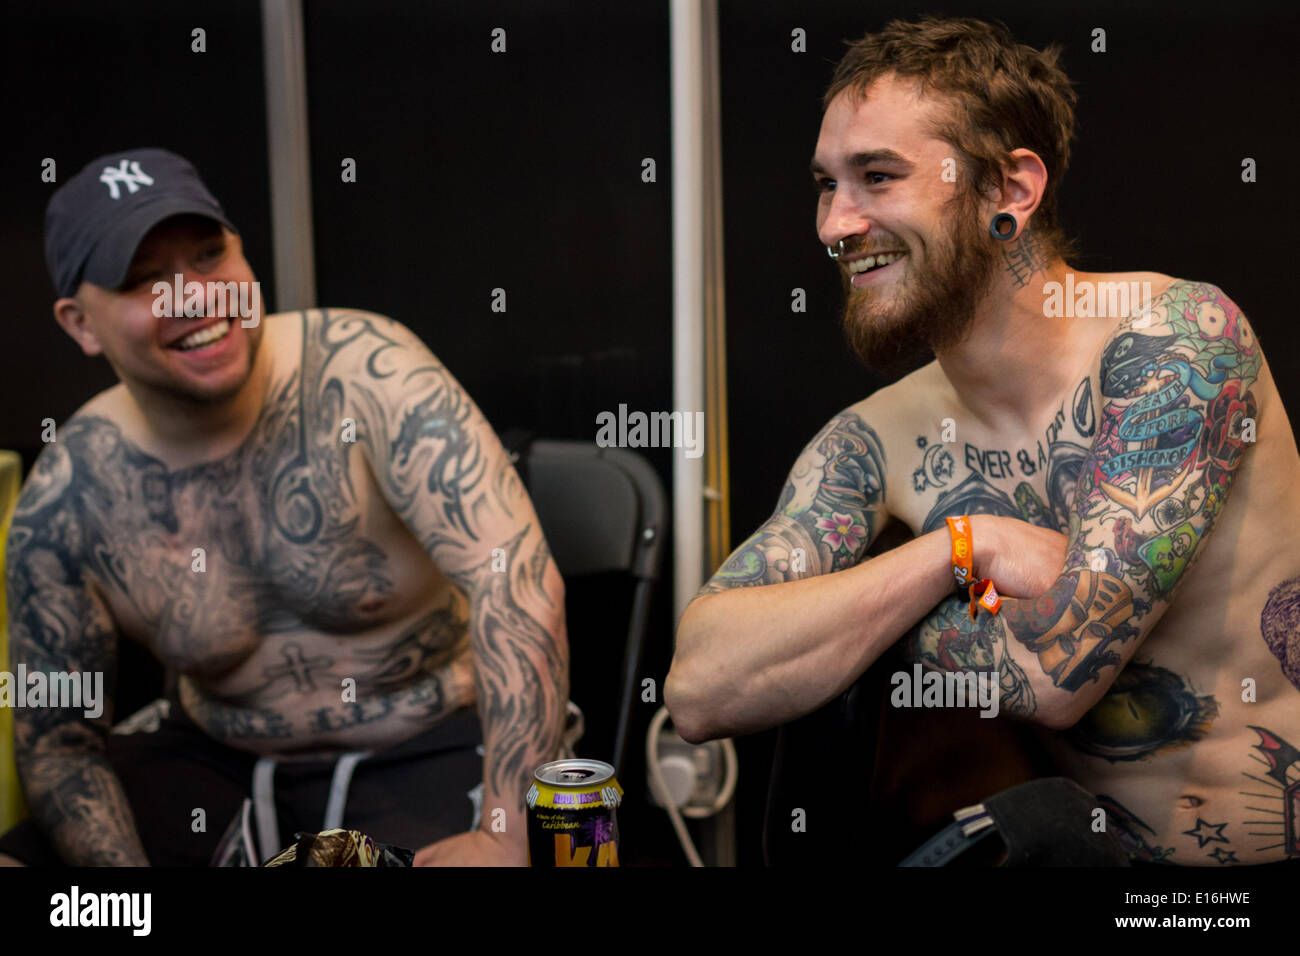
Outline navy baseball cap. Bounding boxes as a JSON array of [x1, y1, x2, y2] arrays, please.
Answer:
[[44, 148, 237, 298]]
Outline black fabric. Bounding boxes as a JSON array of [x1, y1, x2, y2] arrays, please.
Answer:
[[0, 697, 482, 866], [982, 777, 1130, 866]]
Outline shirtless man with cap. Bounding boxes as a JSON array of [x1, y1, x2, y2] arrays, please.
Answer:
[[0, 148, 568, 866], [667, 18, 1300, 866]]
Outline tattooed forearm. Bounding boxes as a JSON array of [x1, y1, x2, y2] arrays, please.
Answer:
[[22, 749, 148, 866], [700, 410, 886, 594], [1001, 570, 1139, 691], [903, 594, 1037, 718], [463, 528, 566, 810]]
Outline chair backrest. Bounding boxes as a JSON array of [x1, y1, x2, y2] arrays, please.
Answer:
[[513, 439, 667, 777], [524, 440, 665, 580]]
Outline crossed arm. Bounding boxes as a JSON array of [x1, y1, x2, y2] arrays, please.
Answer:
[[670, 282, 1261, 737], [906, 281, 1262, 726], [338, 312, 569, 864]]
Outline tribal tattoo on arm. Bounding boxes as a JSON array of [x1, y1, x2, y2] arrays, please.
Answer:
[[5, 442, 149, 865], [697, 410, 887, 594], [328, 310, 568, 825]]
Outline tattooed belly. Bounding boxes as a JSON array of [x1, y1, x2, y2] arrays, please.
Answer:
[[1050, 713, 1300, 864], [174, 594, 474, 753], [179, 664, 470, 754]]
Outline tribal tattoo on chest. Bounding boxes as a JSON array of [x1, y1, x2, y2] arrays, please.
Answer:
[[9, 325, 400, 667], [8, 309, 566, 839]]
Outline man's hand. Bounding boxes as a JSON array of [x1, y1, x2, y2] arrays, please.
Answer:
[[970, 514, 1068, 599], [413, 829, 524, 867]]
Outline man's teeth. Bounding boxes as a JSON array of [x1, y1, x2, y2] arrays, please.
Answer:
[[848, 252, 906, 275], [174, 319, 231, 351]]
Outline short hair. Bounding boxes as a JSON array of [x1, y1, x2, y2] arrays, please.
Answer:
[[824, 17, 1078, 259]]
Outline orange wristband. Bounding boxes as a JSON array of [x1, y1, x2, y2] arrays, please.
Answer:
[[947, 515, 1002, 619], [968, 578, 1002, 620], [945, 516, 974, 590]]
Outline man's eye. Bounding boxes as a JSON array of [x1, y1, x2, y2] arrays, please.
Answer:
[[813, 178, 836, 194], [128, 270, 165, 289], [865, 171, 892, 185]]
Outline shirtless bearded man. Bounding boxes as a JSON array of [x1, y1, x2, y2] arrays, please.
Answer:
[[666, 18, 1300, 866]]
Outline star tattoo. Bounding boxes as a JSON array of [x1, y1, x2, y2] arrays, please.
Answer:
[[1182, 818, 1230, 848]]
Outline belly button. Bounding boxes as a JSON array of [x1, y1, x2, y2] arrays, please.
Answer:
[[1177, 794, 1203, 809], [359, 597, 385, 613]]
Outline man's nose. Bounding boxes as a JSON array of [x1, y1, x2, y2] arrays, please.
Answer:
[[817, 189, 870, 250]]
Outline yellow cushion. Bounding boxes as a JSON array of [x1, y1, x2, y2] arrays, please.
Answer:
[[0, 450, 27, 831]]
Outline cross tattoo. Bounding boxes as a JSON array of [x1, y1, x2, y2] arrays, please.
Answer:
[[264, 642, 334, 694]]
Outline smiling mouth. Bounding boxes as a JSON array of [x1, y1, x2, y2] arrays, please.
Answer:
[[170, 319, 232, 351], [847, 251, 906, 275]]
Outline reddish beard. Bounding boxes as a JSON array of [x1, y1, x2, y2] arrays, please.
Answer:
[[839, 191, 999, 376]]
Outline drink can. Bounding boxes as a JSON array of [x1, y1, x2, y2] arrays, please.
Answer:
[[526, 758, 622, 866]]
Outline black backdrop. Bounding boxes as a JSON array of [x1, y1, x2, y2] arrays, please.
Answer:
[[1, 0, 1296, 867]]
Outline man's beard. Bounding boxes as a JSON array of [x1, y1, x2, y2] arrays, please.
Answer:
[[839, 193, 999, 376]]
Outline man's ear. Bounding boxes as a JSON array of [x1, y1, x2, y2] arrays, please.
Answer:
[[53, 293, 104, 357], [992, 148, 1049, 238]]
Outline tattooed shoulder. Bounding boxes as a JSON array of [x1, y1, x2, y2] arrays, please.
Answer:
[[699, 408, 887, 594], [8, 415, 131, 561]]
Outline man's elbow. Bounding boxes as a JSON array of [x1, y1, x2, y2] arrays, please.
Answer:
[[1033, 697, 1085, 732], [664, 657, 728, 745]]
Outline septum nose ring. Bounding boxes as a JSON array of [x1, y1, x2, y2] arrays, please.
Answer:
[[826, 240, 845, 259]]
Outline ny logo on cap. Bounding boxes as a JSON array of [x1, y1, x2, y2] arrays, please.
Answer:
[[99, 159, 155, 200]]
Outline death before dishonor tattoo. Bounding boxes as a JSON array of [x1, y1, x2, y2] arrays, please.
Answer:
[[6, 309, 566, 862], [911, 283, 1261, 716], [700, 283, 1263, 736]]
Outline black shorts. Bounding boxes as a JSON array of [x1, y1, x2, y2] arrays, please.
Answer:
[[0, 697, 483, 866]]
